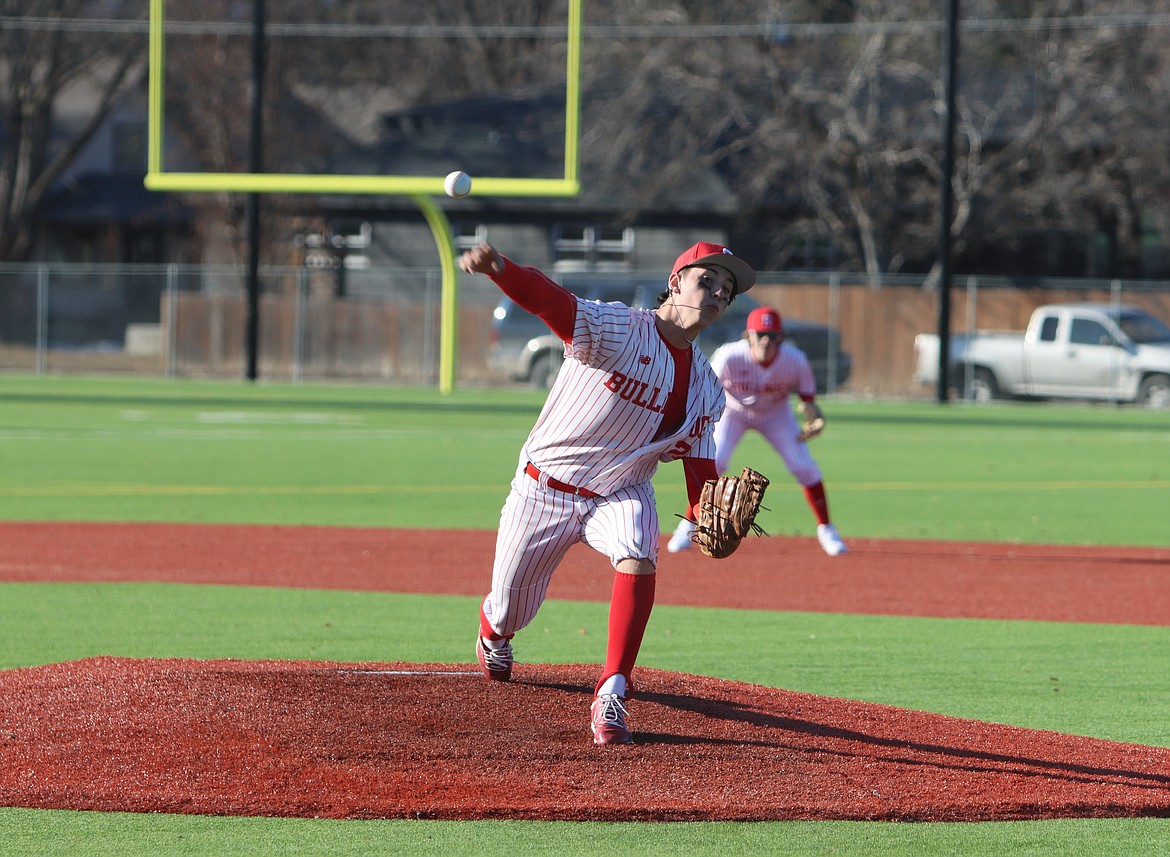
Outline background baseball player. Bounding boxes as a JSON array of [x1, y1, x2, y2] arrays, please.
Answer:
[[459, 240, 756, 745], [668, 305, 847, 557]]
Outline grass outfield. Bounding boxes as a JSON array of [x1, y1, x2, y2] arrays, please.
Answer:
[[6, 812, 1170, 857], [1, 374, 1169, 855], [1, 373, 1168, 544]]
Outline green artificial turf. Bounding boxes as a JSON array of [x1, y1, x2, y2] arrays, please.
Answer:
[[3, 811, 1169, 857], [1, 374, 1167, 544]]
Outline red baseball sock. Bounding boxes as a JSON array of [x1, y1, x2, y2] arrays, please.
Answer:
[[596, 571, 656, 696], [479, 603, 511, 642], [804, 482, 831, 526]]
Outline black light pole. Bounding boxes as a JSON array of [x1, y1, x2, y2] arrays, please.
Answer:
[[936, 0, 959, 402], [245, 0, 265, 381]]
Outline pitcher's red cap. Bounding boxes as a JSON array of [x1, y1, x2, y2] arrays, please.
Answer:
[[747, 306, 783, 333], [671, 242, 756, 293]]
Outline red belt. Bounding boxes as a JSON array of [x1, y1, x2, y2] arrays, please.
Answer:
[[525, 462, 601, 499]]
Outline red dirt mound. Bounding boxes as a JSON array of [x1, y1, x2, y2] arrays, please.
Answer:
[[2, 657, 1169, 822]]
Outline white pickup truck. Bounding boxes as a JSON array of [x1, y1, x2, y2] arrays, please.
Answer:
[[914, 302, 1170, 407]]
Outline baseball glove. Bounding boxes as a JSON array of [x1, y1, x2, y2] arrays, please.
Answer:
[[796, 401, 825, 442], [691, 467, 771, 559]]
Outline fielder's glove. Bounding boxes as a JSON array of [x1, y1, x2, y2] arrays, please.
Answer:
[[796, 401, 826, 442], [691, 467, 771, 559]]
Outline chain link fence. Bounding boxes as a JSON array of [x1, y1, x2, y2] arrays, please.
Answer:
[[0, 263, 499, 384], [2, 263, 1168, 400]]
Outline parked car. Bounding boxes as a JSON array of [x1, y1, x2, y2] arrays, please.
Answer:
[[700, 292, 853, 393], [488, 280, 660, 389], [489, 282, 852, 392], [914, 302, 1170, 407]]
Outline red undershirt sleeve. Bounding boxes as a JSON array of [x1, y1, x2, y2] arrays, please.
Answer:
[[486, 257, 576, 343], [656, 338, 717, 521], [682, 457, 719, 522]]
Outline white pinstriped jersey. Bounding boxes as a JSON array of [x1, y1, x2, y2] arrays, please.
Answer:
[[520, 299, 725, 496], [710, 338, 816, 420]]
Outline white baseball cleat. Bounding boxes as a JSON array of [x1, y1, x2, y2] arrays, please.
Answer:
[[817, 523, 848, 557], [590, 693, 633, 745], [475, 635, 514, 681], [667, 518, 696, 553]]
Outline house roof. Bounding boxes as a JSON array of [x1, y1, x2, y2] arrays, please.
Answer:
[[317, 86, 738, 217], [39, 173, 192, 226]]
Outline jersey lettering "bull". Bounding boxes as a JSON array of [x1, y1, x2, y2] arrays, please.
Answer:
[[520, 300, 725, 497], [602, 372, 667, 413]]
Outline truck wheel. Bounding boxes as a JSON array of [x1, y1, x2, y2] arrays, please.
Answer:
[[530, 351, 563, 389], [968, 368, 1000, 402], [1137, 374, 1170, 409]]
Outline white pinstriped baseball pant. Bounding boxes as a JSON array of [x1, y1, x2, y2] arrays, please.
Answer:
[[481, 467, 660, 638], [714, 406, 823, 486]]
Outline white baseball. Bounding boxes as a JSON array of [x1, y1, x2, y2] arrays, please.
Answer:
[[444, 170, 472, 198]]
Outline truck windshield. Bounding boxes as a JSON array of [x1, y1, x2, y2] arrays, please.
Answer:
[[1119, 310, 1170, 344]]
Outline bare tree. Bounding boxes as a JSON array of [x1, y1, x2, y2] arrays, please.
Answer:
[[9, 0, 1169, 279], [577, 1, 951, 276], [582, 0, 1170, 279], [160, 0, 572, 263], [0, 0, 147, 261], [961, 1, 1170, 278]]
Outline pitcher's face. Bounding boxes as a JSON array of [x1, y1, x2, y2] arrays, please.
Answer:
[[673, 264, 735, 327]]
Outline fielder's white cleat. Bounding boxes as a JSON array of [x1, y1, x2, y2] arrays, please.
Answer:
[[817, 523, 848, 557], [667, 518, 696, 553]]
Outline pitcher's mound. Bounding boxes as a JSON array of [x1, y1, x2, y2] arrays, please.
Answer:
[[2, 657, 1169, 822]]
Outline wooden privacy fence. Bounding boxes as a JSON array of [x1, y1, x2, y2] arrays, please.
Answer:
[[160, 288, 1170, 395], [165, 292, 497, 384], [18, 283, 1155, 396], [6, 262, 1166, 394]]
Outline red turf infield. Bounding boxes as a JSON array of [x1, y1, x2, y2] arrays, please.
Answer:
[[4, 521, 1170, 624], [2, 521, 1169, 822]]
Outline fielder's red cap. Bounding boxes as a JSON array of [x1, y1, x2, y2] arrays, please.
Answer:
[[746, 305, 784, 334], [671, 242, 756, 294]]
